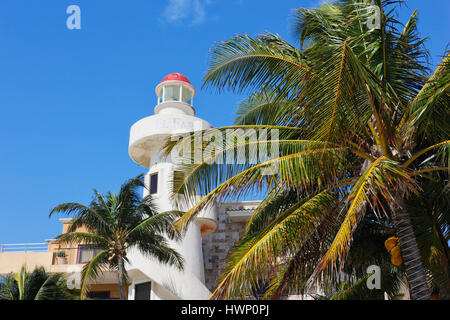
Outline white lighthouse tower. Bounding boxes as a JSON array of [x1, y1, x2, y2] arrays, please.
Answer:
[[125, 73, 218, 300]]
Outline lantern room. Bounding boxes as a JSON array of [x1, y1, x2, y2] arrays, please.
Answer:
[[154, 73, 196, 116]]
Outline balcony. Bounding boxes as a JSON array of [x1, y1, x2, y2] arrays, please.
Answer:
[[0, 243, 53, 275], [0, 242, 119, 291], [0, 242, 86, 274]]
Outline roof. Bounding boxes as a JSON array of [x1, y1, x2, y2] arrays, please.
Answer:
[[161, 73, 191, 84]]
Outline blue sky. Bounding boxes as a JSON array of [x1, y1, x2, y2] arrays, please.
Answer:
[[0, 0, 448, 243]]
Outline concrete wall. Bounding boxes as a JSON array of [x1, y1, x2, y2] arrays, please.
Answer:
[[202, 208, 248, 291], [125, 245, 212, 300]]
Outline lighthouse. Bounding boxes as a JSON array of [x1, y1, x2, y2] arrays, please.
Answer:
[[0, 72, 263, 300], [126, 73, 218, 300]]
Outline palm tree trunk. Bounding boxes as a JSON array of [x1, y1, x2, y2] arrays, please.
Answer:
[[117, 257, 127, 300], [391, 196, 430, 300]]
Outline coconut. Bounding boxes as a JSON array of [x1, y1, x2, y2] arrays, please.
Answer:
[[384, 236, 398, 251]]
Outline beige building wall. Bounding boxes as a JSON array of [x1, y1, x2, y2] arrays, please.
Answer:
[[0, 251, 53, 274], [47, 220, 90, 265]]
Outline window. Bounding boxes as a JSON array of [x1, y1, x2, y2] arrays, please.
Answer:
[[77, 245, 102, 264], [163, 85, 180, 102], [135, 282, 151, 300], [157, 87, 163, 104], [181, 86, 193, 105], [150, 173, 158, 194]]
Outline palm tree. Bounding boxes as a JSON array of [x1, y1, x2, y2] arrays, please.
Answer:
[[406, 175, 449, 299], [166, 0, 449, 300], [0, 265, 77, 300], [49, 175, 184, 300]]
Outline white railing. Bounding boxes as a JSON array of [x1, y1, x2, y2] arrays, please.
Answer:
[[225, 208, 254, 222], [0, 243, 48, 253]]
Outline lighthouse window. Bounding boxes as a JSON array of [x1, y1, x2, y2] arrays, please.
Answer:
[[164, 85, 180, 102], [157, 87, 163, 104], [181, 86, 193, 105], [150, 173, 158, 194]]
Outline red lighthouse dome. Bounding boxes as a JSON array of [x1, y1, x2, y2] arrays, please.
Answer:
[[161, 73, 191, 84]]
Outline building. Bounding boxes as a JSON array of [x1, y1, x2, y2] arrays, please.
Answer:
[[0, 219, 125, 299], [0, 73, 261, 300]]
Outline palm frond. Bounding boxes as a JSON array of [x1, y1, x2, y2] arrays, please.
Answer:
[[79, 250, 110, 299], [55, 232, 110, 248], [211, 191, 336, 299], [312, 156, 414, 278], [203, 33, 314, 99]]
